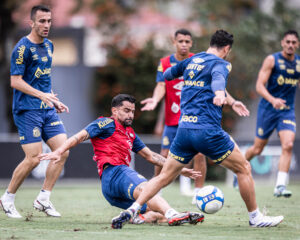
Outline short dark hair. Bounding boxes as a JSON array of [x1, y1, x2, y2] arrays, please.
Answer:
[[31, 5, 51, 20], [111, 94, 136, 108], [175, 29, 192, 38], [283, 30, 299, 39], [210, 29, 234, 49]]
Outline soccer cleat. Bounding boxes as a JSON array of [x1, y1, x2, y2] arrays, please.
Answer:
[[33, 199, 61, 217], [188, 212, 205, 225], [130, 213, 145, 224], [0, 199, 22, 218], [111, 209, 134, 229], [249, 215, 284, 228], [273, 185, 292, 198]]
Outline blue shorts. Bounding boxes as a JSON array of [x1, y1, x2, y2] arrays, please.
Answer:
[[256, 107, 296, 139], [161, 125, 178, 149], [13, 109, 66, 145], [170, 128, 235, 164], [101, 165, 147, 213]]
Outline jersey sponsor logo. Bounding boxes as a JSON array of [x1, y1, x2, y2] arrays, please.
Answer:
[[278, 59, 284, 64], [184, 80, 204, 87], [277, 75, 299, 86], [213, 150, 232, 163], [97, 118, 114, 129], [188, 71, 195, 79], [283, 119, 296, 127], [35, 67, 51, 78], [16, 45, 26, 64], [171, 102, 180, 113], [286, 69, 295, 74], [40, 101, 49, 109], [258, 127, 264, 136], [226, 63, 232, 72], [193, 57, 204, 63], [50, 121, 63, 126], [41, 56, 48, 62], [32, 54, 39, 61], [279, 64, 286, 70], [162, 136, 170, 146], [169, 152, 185, 162], [181, 115, 198, 123], [33, 127, 41, 138], [186, 63, 205, 71]]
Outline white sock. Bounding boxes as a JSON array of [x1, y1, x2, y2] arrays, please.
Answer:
[[165, 208, 179, 219], [128, 202, 141, 213], [248, 208, 262, 223], [275, 171, 288, 187], [194, 187, 201, 195], [1, 190, 15, 203], [37, 189, 51, 201], [180, 175, 191, 193]]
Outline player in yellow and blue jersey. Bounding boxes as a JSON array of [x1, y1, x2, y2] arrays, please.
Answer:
[[0, 5, 69, 218], [113, 30, 284, 228], [244, 30, 300, 197]]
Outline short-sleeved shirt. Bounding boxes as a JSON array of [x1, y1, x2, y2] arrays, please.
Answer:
[[166, 51, 232, 129], [85, 117, 145, 176], [10, 37, 54, 113]]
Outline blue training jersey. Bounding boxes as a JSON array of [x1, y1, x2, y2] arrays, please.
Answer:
[[10, 37, 54, 113], [165, 52, 232, 129], [259, 52, 300, 110], [156, 54, 181, 82]]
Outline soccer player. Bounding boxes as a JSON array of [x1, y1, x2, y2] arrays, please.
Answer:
[[244, 30, 300, 197], [0, 5, 69, 218], [113, 30, 284, 228], [39, 94, 204, 229], [141, 29, 206, 200]]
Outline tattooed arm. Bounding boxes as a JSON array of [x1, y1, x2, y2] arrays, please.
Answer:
[[39, 129, 90, 164]]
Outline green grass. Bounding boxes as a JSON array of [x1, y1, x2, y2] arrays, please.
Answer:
[[0, 180, 300, 240]]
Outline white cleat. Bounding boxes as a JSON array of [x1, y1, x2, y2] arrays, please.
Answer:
[[0, 199, 22, 218], [249, 215, 284, 227], [33, 199, 61, 217]]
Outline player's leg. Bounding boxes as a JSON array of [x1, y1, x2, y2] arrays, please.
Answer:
[[0, 142, 43, 218], [221, 144, 283, 227], [245, 137, 268, 161], [33, 109, 68, 217], [192, 153, 206, 204], [273, 130, 295, 197]]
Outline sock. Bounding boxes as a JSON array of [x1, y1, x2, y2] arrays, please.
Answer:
[[1, 190, 15, 203], [275, 171, 288, 187], [128, 202, 141, 213], [180, 175, 191, 193], [248, 208, 262, 223], [194, 187, 201, 195], [165, 208, 179, 219], [37, 189, 51, 201]]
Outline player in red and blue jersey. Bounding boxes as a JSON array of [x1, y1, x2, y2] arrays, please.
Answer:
[[244, 30, 300, 197], [39, 94, 204, 229], [114, 30, 284, 228], [0, 5, 69, 219], [141, 29, 206, 200]]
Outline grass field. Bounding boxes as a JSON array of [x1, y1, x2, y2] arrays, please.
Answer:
[[0, 180, 299, 240]]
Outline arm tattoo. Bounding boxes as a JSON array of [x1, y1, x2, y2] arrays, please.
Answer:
[[82, 132, 90, 141], [151, 152, 166, 167], [73, 135, 80, 145]]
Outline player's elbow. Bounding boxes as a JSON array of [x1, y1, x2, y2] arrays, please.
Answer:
[[10, 76, 20, 89]]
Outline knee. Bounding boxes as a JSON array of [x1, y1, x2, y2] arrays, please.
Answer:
[[282, 141, 294, 153], [252, 145, 264, 156], [25, 155, 40, 168], [236, 160, 252, 176]]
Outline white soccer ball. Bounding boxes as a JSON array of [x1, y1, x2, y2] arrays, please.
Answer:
[[196, 185, 224, 214]]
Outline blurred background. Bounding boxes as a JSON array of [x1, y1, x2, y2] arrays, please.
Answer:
[[0, 0, 300, 183]]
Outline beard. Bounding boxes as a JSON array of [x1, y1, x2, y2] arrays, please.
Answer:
[[123, 119, 133, 127]]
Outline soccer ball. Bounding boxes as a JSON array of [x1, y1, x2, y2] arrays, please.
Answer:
[[196, 185, 224, 214]]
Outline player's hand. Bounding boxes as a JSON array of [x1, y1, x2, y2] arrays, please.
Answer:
[[140, 98, 158, 111], [39, 151, 62, 164], [181, 168, 202, 179], [232, 101, 250, 117], [213, 91, 227, 106], [271, 98, 286, 110], [40, 92, 59, 108], [53, 100, 69, 113]]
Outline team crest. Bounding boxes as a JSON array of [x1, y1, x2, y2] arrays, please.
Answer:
[[193, 58, 204, 63], [189, 70, 195, 79], [277, 75, 285, 85], [32, 54, 39, 61], [163, 136, 170, 146], [171, 102, 180, 113], [33, 127, 41, 137], [129, 133, 134, 138], [30, 47, 36, 52], [258, 128, 264, 136]]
